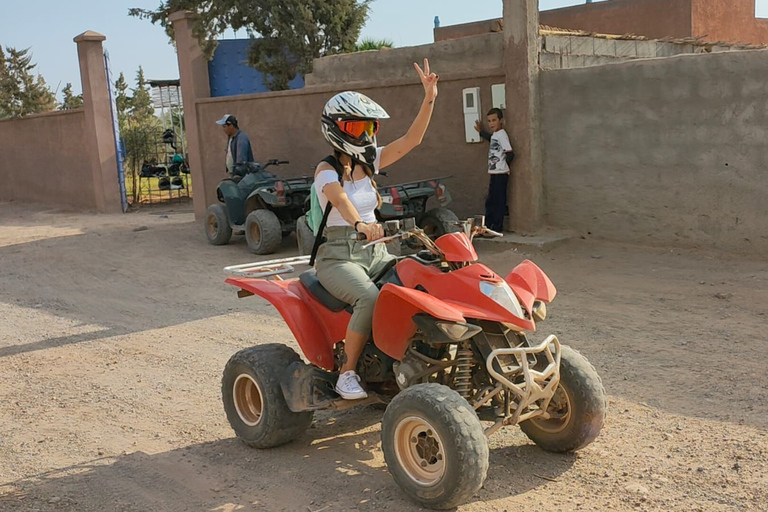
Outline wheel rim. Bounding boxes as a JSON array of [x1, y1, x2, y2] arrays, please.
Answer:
[[233, 374, 264, 427], [393, 416, 446, 486], [529, 384, 572, 434], [249, 221, 261, 244], [207, 215, 218, 237]]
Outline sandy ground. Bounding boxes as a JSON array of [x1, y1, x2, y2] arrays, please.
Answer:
[[0, 201, 766, 512]]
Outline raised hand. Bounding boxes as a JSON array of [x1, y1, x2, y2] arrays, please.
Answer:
[[413, 58, 439, 101]]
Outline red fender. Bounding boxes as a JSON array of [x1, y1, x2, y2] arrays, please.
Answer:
[[225, 277, 336, 370], [372, 284, 466, 361], [504, 260, 557, 314]]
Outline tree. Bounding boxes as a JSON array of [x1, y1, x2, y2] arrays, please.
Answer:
[[0, 46, 56, 118], [114, 72, 131, 125], [130, 66, 154, 120], [354, 38, 394, 52], [60, 83, 83, 110], [129, 0, 371, 91]]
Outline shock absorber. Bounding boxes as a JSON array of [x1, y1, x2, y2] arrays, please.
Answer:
[[454, 343, 474, 399]]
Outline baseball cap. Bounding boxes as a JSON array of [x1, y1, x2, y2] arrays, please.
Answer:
[[216, 114, 237, 126]]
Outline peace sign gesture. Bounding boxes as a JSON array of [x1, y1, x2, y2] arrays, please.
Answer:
[[414, 58, 439, 101]]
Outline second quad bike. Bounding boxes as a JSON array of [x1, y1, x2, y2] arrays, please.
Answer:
[[204, 160, 313, 254], [295, 175, 460, 256], [220, 216, 606, 510]]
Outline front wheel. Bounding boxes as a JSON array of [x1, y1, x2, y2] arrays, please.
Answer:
[[222, 344, 313, 449], [245, 209, 282, 255], [520, 344, 606, 452], [381, 383, 489, 510], [205, 204, 232, 245]]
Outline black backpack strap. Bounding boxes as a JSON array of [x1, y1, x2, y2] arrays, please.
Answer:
[[309, 155, 345, 266]]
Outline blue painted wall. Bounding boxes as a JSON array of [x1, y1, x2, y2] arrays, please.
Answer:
[[208, 39, 304, 97]]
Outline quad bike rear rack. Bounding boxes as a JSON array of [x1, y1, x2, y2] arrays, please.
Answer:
[[481, 334, 562, 436], [224, 256, 310, 279]]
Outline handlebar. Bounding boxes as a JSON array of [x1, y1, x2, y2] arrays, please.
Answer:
[[265, 159, 290, 167]]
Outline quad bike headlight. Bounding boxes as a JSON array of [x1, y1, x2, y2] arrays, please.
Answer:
[[479, 281, 525, 319], [436, 321, 482, 341]]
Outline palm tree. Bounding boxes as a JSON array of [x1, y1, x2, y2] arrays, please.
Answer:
[[353, 38, 395, 52]]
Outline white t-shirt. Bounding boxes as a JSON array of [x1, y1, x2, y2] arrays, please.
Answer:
[[488, 129, 513, 174], [314, 147, 383, 227]]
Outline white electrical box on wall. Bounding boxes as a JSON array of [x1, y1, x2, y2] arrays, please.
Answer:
[[492, 84, 506, 109], [462, 87, 481, 143]]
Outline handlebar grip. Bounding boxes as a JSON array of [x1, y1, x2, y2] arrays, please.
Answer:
[[278, 160, 289, 165], [350, 232, 367, 241]]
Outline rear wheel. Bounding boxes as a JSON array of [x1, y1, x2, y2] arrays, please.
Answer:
[[418, 208, 460, 239], [245, 209, 282, 254], [205, 204, 232, 245], [296, 215, 316, 256], [222, 344, 313, 449], [520, 345, 606, 452], [381, 383, 488, 510]]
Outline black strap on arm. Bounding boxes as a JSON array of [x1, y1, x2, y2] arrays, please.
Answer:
[[505, 149, 515, 165], [309, 155, 345, 266], [479, 130, 492, 142]]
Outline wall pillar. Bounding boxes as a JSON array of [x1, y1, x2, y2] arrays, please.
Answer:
[[169, 11, 212, 221], [74, 31, 121, 214], [504, 0, 543, 232]]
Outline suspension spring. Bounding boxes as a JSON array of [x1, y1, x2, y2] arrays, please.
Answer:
[[454, 343, 474, 399]]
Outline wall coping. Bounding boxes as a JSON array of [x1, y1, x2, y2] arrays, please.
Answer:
[[195, 68, 505, 105], [0, 108, 85, 124]]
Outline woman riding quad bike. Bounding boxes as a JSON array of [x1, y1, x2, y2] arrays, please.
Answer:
[[219, 59, 606, 510]]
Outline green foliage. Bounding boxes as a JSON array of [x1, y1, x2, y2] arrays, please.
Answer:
[[0, 46, 56, 118], [131, 66, 154, 120], [129, 0, 371, 90], [60, 83, 84, 110], [354, 38, 394, 52]]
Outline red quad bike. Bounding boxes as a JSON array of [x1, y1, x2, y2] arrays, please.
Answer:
[[221, 216, 606, 510]]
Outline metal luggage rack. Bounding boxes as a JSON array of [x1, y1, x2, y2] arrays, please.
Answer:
[[224, 256, 311, 279]]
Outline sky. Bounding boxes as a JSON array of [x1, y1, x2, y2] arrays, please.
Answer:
[[2, 0, 768, 101]]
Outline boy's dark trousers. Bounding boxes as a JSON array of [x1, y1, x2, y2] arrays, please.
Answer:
[[484, 172, 509, 232]]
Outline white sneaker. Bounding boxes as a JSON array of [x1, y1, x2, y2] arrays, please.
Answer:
[[335, 370, 368, 400]]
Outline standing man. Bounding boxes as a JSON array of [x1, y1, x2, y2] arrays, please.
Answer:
[[216, 114, 254, 176], [475, 108, 514, 233]]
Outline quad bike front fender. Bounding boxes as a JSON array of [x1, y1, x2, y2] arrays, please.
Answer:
[[504, 260, 557, 314], [372, 284, 466, 361], [225, 277, 335, 370]]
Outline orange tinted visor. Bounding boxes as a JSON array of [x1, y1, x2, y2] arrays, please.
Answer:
[[336, 119, 379, 138]]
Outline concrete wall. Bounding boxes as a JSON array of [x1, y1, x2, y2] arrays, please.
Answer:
[[306, 33, 504, 86], [434, 19, 503, 42], [540, 0, 694, 40], [540, 49, 768, 254], [692, 0, 768, 45], [195, 72, 506, 219], [0, 109, 96, 210]]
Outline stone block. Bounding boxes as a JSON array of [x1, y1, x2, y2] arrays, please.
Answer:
[[711, 45, 733, 53], [655, 42, 681, 57], [635, 41, 656, 58], [561, 54, 586, 68], [593, 38, 617, 56], [583, 55, 618, 67], [539, 52, 561, 70], [543, 35, 571, 54], [615, 40, 637, 57], [570, 35, 595, 56]]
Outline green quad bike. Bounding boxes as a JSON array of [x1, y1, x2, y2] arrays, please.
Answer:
[[296, 175, 460, 255], [205, 160, 314, 255]]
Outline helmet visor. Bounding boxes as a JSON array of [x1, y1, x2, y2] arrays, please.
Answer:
[[336, 119, 379, 139]]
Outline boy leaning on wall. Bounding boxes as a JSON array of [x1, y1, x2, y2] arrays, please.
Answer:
[[475, 108, 514, 234]]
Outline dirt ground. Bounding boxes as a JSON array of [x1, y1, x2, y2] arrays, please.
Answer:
[[0, 201, 766, 512]]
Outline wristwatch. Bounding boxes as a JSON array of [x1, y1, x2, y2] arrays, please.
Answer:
[[354, 221, 364, 232]]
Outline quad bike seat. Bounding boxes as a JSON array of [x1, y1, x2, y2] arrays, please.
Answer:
[[299, 259, 399, 313], [299, 269, 349, 312]]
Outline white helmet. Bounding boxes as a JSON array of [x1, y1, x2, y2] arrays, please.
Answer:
[[321, 91, 390, 169]]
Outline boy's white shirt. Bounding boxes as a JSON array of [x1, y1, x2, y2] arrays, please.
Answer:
[[488, 129, 512, 174]]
